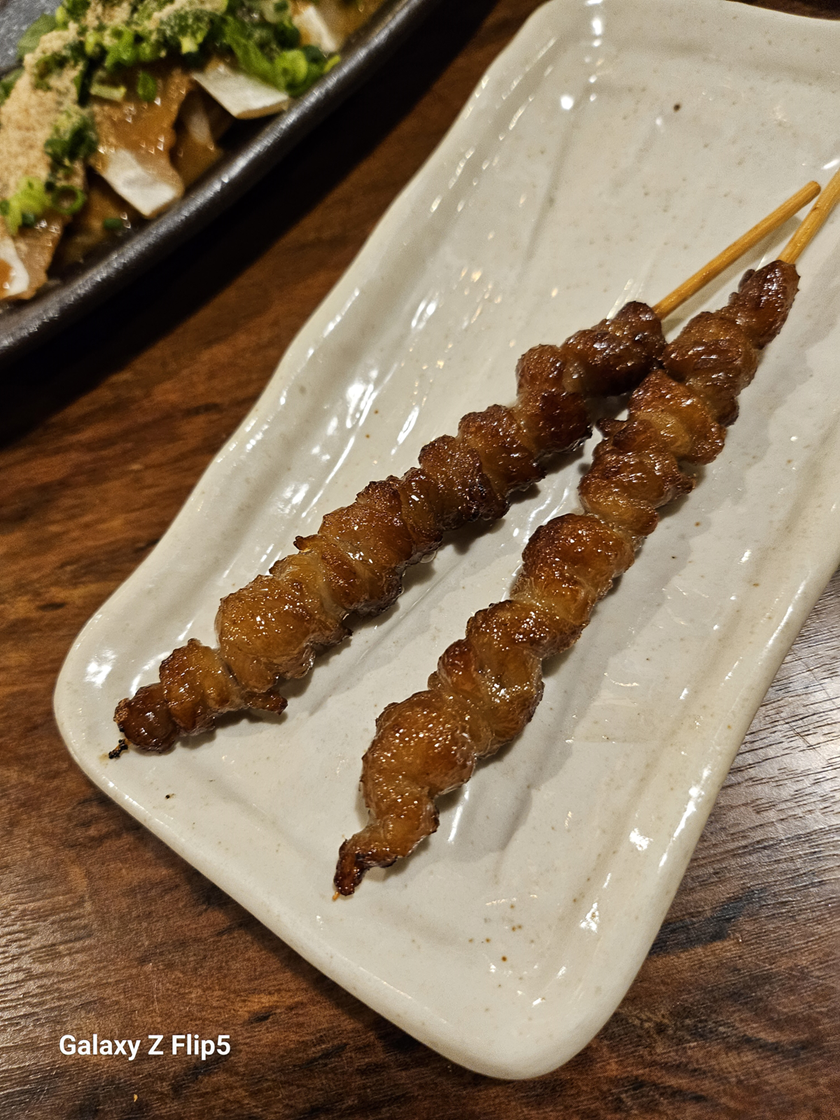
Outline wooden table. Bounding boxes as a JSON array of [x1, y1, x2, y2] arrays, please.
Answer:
[[3, 1, 838, 1115]]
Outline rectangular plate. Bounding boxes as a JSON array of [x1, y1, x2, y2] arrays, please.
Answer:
[[55, 0, 840, 1079]]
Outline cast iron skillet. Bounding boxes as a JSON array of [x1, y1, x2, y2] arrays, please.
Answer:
[[0, 0, 443, 369]]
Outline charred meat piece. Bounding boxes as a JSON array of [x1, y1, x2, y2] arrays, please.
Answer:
[[334, 261, 799, 895], [115, 303, 666, 751]]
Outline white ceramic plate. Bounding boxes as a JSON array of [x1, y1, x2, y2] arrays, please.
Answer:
[[55, 0, 840, 1080]]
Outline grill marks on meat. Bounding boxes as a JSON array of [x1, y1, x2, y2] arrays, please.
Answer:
[[115, 304, 666, 752], [333, 261, 799, 896]]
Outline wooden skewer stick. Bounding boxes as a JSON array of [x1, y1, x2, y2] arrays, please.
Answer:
[[653, 180, 820, 319], [779, 164, 840, 264]]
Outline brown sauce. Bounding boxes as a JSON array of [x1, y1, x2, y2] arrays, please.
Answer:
[[15, 217, 65, 298], [91, 65, 192, 171], [0, 257, 12, 294], [171, 90, 228, 187], [171, 126, 222, 186], [55, 175, 138, 268]]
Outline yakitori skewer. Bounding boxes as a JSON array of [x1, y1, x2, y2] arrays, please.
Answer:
[[113, 182, 819, 756], [334, 175, 837, 895]]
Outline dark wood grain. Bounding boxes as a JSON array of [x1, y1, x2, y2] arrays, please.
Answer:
[[2, 2, 838, 1116]]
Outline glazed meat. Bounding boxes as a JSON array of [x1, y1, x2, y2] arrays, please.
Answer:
[[333, 260, 800, 895], [115, 303, 666, 751]]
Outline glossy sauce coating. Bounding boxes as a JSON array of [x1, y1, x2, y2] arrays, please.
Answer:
[[334, 261, 800, 895], [115, 303, 666, 750]]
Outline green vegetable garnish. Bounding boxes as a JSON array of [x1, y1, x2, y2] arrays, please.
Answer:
[[136, 70, 158, 102], [0, 175, 89, 235], [32, 37, 86, 89], [0, 177, 49, 235], [48, 182, 87, 215], [158, 9, 217, 56], [0, 68, 23, 106], [103, 26, 141, 72], [63, 0, 91, 20], [89, 78, 127, 100], [54, 0, 91, 24], [1, 177, 45, 235], [214, 16, 334, 97], [9, 0, 340, 105], [0, 0, 345, 259], [44, 109, 98, 174]]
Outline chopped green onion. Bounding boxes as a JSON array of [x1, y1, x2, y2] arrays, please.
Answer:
[[64, 0, 91, 21], [0, 176, 50, 236], [136, 70, 158, 102], [102, 216, 126, 231], [104, 26, 139, 71], [136, 38, 165, 63], [44, 110, 98, 173], [48, 184, 87, 216], [84, 29, 105, 57], [0, 68, 22, 107], [90, 79, 127, 101]]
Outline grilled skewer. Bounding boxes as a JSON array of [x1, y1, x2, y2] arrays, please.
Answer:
[[333, 175, 840, 895], [113, 183, 819, 754], [115, 304, 661, 750]]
